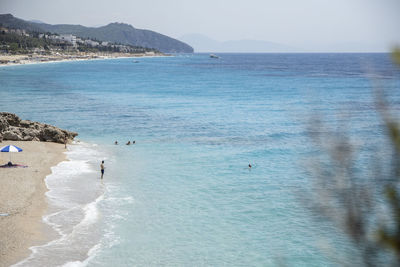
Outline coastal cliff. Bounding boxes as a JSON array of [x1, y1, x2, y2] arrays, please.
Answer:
[[0, 112, 77, 143]]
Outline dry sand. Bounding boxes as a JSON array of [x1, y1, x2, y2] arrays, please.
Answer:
[[0, 141, 66, 267], [0, 52, 166, 67]]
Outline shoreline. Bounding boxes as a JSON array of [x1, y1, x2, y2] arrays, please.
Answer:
[[0, 52, 170, 68], [0, 141, 67, 267]]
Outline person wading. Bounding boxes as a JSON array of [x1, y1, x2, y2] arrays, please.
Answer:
[[64, 135, 67, 149], [100, 160, 105, 179]]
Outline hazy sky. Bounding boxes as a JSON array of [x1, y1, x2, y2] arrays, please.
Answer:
[[1, 0, 399, 51]]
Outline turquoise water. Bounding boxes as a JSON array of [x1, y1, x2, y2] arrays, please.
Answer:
[[1, 54, 399, 266]]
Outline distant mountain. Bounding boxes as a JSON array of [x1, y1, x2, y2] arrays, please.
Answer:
[[179, 34, 220, 52], [0, 14, 193, 53], [0, 14, 44, 32], [179, 33, 298, 53]]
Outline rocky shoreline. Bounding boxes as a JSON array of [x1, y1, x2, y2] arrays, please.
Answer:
[[0, 112, 77, 144]]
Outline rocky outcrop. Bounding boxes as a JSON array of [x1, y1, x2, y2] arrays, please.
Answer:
[[0, 112, 77, 144]]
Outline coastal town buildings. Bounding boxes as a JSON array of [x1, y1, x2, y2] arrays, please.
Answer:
[[2, 26, 139, 53], [2, 28, 29, 37], [60, 34, 77, 47], [84, 39, 99, 47], [0, 25, 161, 65], [0, 27, 9, 33]]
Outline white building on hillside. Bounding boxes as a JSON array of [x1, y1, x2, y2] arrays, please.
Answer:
[[60, 34, 77, 47], [84, 39, 99, 47], [48, 35, 60, 41]]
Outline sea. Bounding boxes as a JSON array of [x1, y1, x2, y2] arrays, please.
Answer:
[[0, 53, 399, 266]]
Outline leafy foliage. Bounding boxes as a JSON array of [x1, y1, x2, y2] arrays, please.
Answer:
[[307, 48, 400, 266], [393, 48, 400, 66]]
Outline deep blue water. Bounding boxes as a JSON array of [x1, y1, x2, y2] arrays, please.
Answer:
[[1, 53, 399, 266]]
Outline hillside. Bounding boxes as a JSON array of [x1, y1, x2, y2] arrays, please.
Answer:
[[0, 14, 193, 53]]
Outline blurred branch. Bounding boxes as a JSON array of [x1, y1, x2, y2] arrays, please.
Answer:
[[305, 48, 400, 266], [392, 48, 400, 66]]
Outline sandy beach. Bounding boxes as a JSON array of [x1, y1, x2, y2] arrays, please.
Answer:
[[0, 141, 66, 267], [0, 52, 167, 67]]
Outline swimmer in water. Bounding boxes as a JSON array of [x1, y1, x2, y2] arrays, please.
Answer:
[[248, 164, 252, 168]]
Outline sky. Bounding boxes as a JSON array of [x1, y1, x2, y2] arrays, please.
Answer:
[[0, 0, 399, 52]]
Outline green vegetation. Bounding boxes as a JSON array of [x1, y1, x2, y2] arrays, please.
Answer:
[[375, 55, 400, 261], [0, 14, 193, 53], [0, 30, 158, 55], [0, 14, 43, 32], [393, 48, 400, 65], [0, 31, 50, 53], [307, 49, 400, 266]]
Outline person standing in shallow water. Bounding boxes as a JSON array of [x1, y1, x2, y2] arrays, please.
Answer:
[[64, 135, 67, 149], [100, 160, 105, 179]]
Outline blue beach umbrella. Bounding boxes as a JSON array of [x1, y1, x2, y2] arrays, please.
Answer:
[[0, 145, 23, 152], [0, 145, 23, 162]]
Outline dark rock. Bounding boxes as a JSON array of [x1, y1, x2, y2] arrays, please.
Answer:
[[20, 120, 32, 128], [23, 135, 33, 141], [0, 117, 8, 132], [3, 131, 21, 141], [0, 113, 78, 144], [0, 112, 21, 126]]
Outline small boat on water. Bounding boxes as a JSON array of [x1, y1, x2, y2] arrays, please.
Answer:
[[209, 54, 219, 59]]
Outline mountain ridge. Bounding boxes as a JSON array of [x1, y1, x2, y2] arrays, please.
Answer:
[[0, 14, 193, 53]]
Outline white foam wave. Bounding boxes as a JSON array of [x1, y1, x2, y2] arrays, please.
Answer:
[[61, 243, 102, 267], [77, 194, 103, 228], [13, 142, 109, 267], [106, 196, 135, 204]]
